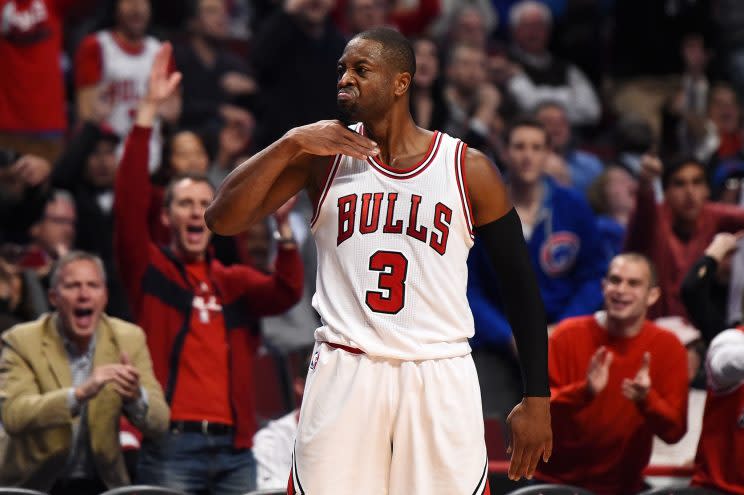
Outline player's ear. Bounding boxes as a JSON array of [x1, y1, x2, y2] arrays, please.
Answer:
[[394, 72, 412, 97]]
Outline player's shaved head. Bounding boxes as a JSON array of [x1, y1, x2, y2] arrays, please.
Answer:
[[353, 27, 416, 80]]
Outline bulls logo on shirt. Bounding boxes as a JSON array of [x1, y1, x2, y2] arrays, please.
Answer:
[[540, 231, 581, 276]]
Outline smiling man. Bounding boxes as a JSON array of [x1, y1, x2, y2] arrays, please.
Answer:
[[114, 43, 303, 495], [536, 253, 689, 494], [0, 251, 169, 495]]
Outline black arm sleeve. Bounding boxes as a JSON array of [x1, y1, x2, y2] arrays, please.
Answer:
[[475, 208, 549, 396]]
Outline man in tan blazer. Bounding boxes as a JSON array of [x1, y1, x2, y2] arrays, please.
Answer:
[[0, 251, 169, 494]]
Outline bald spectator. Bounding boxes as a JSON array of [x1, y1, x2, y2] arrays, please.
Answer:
[[504, 0, 600, 126], [537, 254, 689, 494], [0, 251, 169, 494]]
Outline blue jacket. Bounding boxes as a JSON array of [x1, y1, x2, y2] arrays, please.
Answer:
[[468, 178, 607, 348]]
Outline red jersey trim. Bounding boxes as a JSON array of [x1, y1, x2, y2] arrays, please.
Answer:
[[360, 124, 442, 180], [310, 154, 342, 228], [111, 30, 147, 56], [455, 140, 475, 239]]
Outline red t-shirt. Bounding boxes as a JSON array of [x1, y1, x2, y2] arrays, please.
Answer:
[[0, 0, 76, 133], [169, 261, 233, 425], [692, 329, 744, 494], [536, 316, 689, 495]]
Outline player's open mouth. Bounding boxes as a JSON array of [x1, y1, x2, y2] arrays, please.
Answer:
[[73, 308, 95, 328]]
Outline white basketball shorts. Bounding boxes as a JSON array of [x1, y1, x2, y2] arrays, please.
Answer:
[[288, 341, 491, 495]]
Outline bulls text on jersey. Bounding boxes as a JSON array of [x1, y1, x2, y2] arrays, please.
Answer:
[[336, 192, 453, 255]]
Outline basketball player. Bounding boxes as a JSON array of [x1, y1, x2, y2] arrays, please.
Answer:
[[206, 28, 552, 494]]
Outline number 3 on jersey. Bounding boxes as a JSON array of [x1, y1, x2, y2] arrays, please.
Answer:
[[365, 251, 409, 314]]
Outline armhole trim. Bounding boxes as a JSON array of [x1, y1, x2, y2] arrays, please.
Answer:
[[310, 154, 342, 228], [455, 140, 475, 239]]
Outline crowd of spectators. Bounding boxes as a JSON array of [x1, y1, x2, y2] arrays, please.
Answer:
[[1, 0, 744, 494]]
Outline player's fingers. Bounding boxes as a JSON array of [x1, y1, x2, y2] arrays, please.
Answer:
[[508, 441, 526, 480], [543, 437, 553, 463], [341, 133, 379, 156], [339, 126, 379, 151], [524, 444, 543, 479], [337, 143, 370, 161]]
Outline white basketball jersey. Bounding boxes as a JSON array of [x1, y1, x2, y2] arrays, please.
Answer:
[[97, 30, 162, 172], [311, 124, 476, 360]]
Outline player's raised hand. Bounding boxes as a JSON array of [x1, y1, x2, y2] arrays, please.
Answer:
[[622, 352, 651, 403], [587, 346, 613, 397], [286, 120, 380, 161], [506, 396, 552, 481]]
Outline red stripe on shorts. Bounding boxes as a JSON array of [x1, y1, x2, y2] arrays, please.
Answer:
[[325, 342, 365, 354], [287, 469, 295, 495]]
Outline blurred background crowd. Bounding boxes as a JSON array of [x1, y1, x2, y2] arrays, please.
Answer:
[[1, 0, 744, 494]]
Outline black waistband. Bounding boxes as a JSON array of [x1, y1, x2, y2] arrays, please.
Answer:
[[169, 420, 234, 435]]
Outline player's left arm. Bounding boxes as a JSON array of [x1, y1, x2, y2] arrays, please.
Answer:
[[465, 147, 552, 481]]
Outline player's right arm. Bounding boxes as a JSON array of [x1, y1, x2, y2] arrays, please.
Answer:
[[205, 121, 379, 235]]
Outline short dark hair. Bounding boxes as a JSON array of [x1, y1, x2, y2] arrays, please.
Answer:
[[163, 173, 214, 208], [611, 252, 658, 288], [661, 156, 706, 189], [353, 27, 416, 79], [505, 116, 550, 146]]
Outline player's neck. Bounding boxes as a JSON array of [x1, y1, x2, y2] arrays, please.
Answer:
[[363, 113, 421, 164]]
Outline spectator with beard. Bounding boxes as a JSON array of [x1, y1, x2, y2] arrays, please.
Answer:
[[175, 0, 256, 133]]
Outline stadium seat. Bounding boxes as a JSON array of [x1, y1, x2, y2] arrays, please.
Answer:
[[98, 486, 190, 495], [0, 489, 49, 495], [636, 486, 727, 495], [506, 484, 598, 495], [254, 345, 294, 422], [484, 416, 509, 461]]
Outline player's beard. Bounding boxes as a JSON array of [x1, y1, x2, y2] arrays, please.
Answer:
[[337, 102, 358, 126]]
